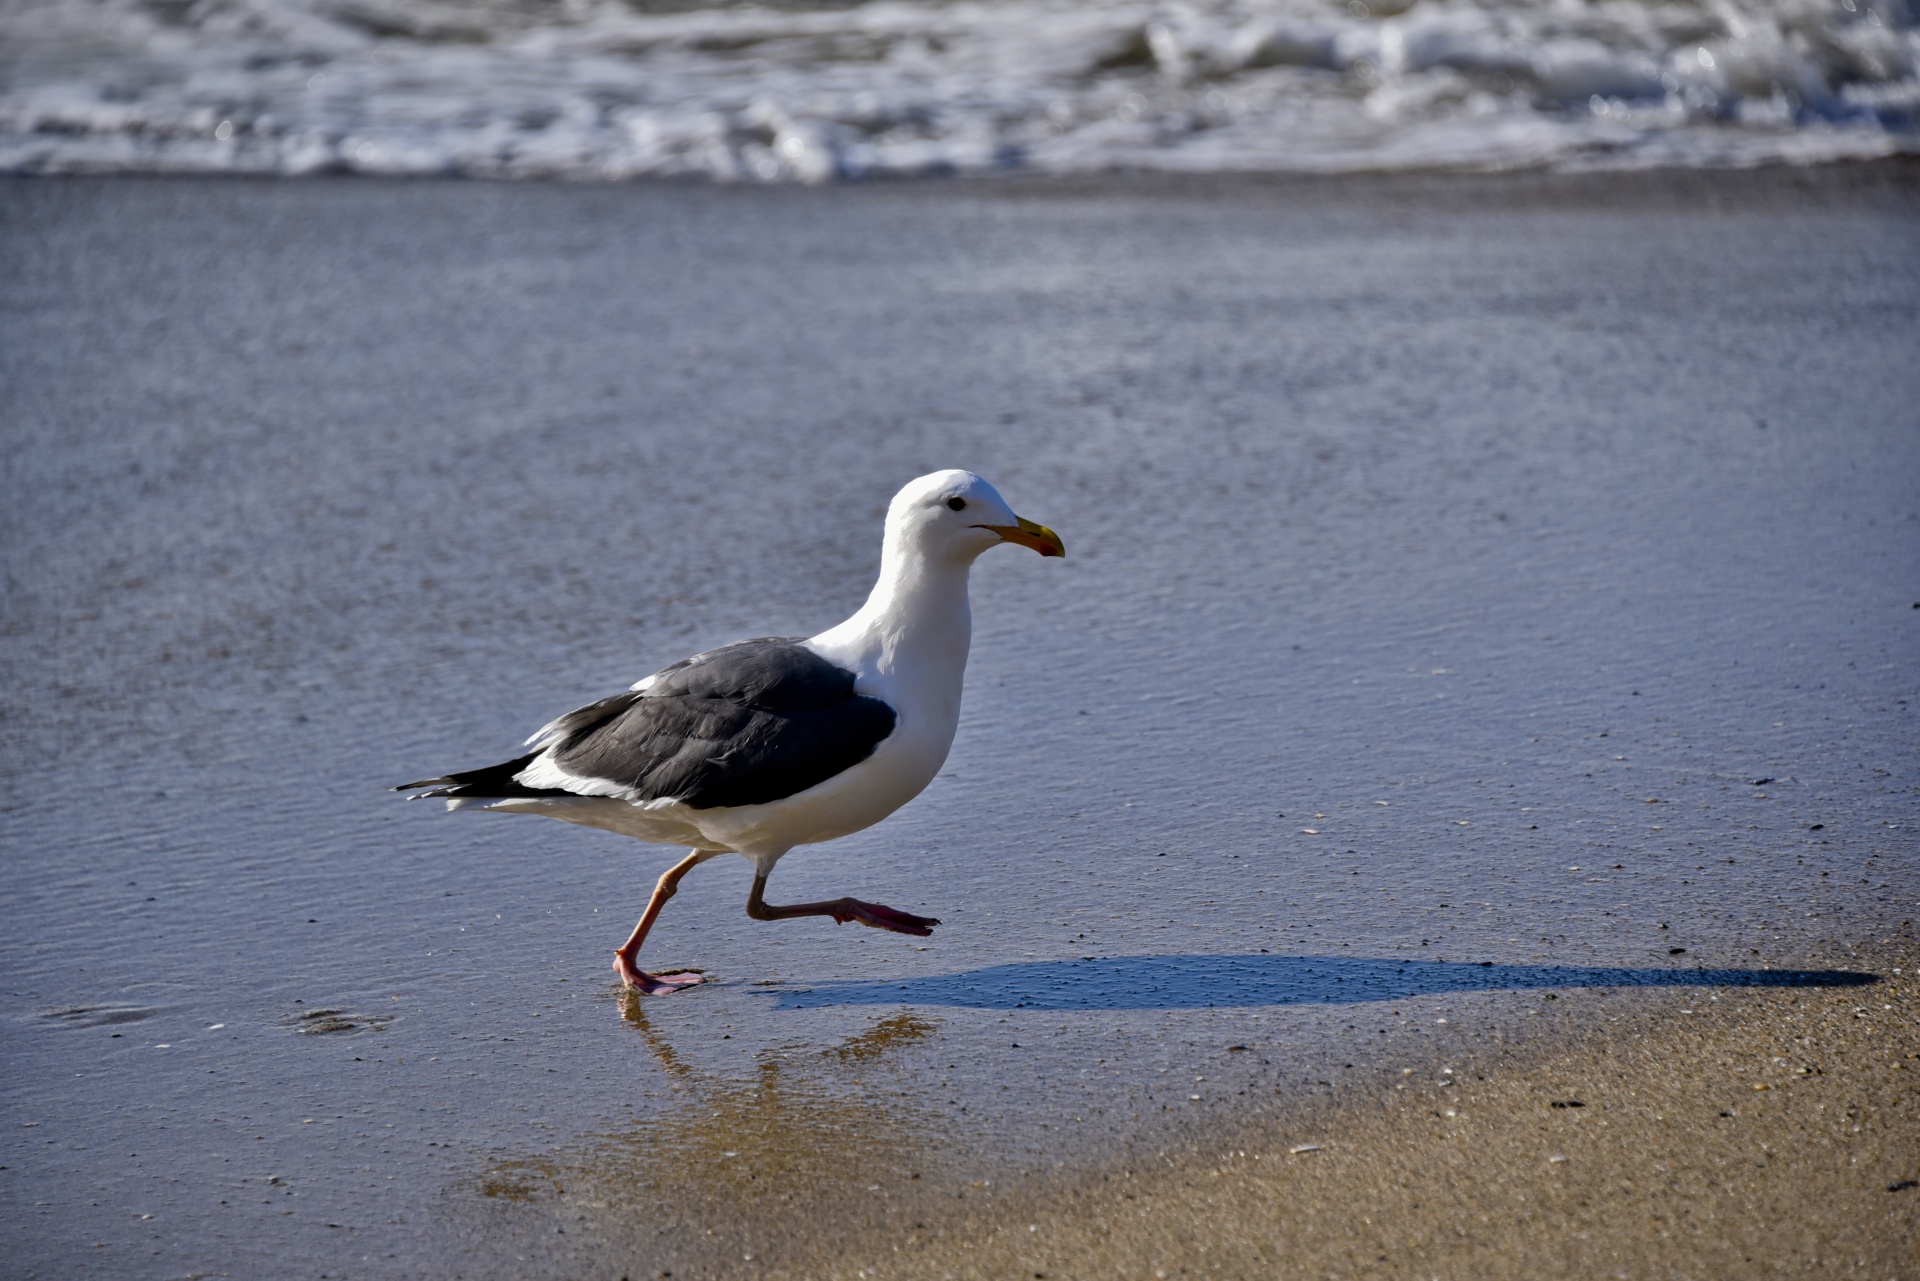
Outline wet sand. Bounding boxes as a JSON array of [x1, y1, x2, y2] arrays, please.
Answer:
[[3, 165, 1917, 1279], [451, 944, 1919, 1279]]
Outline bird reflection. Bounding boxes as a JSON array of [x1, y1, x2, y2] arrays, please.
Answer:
[[480, 997, 943, 1235]]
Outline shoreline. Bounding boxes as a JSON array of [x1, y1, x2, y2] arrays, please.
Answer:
[[456, 936, 1918, 1279], [931, 939, 1919, 1281], [7, 151, 1918, 198]]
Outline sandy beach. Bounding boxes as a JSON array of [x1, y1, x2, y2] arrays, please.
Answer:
[[452, 942, 1918, 1279], [3, 165, 1917, 1279]]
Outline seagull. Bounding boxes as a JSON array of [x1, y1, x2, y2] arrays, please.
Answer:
[[396, 470, 1063, 994]]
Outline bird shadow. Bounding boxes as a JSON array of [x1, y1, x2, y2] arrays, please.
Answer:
[[758, 953, 1878, 1012]]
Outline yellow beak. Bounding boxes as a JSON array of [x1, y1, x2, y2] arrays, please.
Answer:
[[977, 514, 1065, 558]]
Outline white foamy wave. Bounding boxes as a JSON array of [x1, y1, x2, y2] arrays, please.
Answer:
[[1, 0, 1914, 179]]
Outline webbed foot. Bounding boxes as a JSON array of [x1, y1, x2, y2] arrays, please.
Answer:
[[832, 900, 941, 937], [613, 954, 705, 994]]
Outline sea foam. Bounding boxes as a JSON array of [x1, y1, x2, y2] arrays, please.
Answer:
[[2, 0, 1914, 179]]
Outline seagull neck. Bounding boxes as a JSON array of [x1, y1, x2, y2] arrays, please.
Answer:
[[818, 547, 974, 678]]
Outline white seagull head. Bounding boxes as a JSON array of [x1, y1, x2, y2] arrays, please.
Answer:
[[883, 469, 1065, 566]]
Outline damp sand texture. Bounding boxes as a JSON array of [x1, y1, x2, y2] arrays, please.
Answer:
[[2, 167, 1918, 1279]]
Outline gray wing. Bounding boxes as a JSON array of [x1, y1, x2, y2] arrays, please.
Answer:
[[399, 639, 897, 811]]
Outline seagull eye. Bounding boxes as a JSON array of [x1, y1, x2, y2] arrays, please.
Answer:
[[946, 497, 967, 511]]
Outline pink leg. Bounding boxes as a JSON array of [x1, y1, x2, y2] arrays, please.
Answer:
[[614, 849, 719, 994], [745, 871, 939, 937]]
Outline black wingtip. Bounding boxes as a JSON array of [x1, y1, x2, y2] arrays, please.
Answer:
[[390, 753, 547, 802]]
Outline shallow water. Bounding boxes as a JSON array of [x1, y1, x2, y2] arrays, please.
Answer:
[[2, 171, 1917, 1277], [2, 0, 1917, 179]]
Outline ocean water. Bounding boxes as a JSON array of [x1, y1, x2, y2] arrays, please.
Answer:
[[2, 0, 1915, 179], [3, 175, 1916, 1276]]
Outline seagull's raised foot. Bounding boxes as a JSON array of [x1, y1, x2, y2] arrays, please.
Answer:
[[745, 873, 939, 937], [831, 899, 941, 937], [614, 956, 705, 995]]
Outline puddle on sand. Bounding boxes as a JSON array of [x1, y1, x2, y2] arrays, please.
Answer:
[[285, 1007, 395, 1035], [461, 1002, 959, 1276]]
